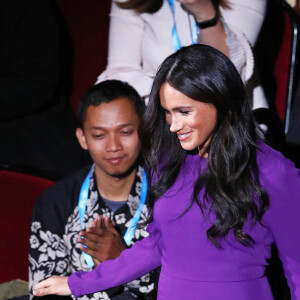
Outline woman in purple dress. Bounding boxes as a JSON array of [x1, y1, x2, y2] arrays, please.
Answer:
[[33, 44, 300, 299]]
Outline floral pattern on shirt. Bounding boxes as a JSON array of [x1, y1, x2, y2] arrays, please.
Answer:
[[29, 166, 155, 300]]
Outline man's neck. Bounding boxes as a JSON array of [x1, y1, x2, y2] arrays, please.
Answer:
[[95, 167, 137, 202]]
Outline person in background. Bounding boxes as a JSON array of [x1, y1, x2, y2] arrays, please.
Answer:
[[96, 0, 268, 110], [0, 0, 90, 179], [29, 80, 158, 300], [33, 45, 300, 299]]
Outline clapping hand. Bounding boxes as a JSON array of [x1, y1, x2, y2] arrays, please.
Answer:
[[78, 215, 127, 267]]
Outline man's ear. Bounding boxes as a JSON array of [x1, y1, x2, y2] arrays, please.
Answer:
[[76, 128, 88, 150]]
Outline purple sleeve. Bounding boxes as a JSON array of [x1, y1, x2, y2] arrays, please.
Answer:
[[261, 155, 300, 300], [68, 221, 162, 297]]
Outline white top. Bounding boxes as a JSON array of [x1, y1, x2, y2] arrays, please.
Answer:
[[97, 0, 268, 108]]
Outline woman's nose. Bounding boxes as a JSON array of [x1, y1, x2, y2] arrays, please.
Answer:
[[169, 115, 182, 132]]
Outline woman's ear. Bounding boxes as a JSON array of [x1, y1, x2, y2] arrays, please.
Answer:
[[76, 128, 88, 150]]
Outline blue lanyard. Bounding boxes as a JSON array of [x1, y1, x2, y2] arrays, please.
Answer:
[[167, 0, 198, 51], [123, 169, 148, 245], [78, 165, 148, 268], [78, 166, 94, 268]]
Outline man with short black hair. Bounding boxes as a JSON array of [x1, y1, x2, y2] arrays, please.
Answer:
[[29, 80, 158, 300]]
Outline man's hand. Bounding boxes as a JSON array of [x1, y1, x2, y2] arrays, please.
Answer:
[[33, 276, 71, 297], [78, 215, 127, 267]]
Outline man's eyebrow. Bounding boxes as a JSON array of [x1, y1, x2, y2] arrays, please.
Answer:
[[117, 123, 136, 128], [91, 123, 135, 130]]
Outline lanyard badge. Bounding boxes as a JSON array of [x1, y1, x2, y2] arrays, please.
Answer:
[[78, 166, 148, 268]]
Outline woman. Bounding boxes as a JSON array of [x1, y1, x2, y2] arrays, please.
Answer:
[[96, 0, 268, 109], [33, 44, 300, 299]]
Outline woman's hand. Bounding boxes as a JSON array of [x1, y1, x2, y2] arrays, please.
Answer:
[[177, 0, 229, 56], [177, 0, 217, 22], [33, 276, 71, 297]]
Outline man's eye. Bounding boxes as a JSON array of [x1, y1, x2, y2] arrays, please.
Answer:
[[121, 131, 133, 135], [93, 134, 104, 139]]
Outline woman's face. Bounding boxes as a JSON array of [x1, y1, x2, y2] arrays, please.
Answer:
[[160, 83, 217, 156]]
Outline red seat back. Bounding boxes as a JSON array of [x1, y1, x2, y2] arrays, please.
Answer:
[[0, 170, 54, 283]]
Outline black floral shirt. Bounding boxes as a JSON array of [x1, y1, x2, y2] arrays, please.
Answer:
[[29, 165, 158, 300]]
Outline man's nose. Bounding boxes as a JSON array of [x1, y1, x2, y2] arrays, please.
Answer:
[[106, 135, 122, 152]]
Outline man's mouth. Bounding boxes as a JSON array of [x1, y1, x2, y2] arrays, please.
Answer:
[[105, 156, 126, 165]]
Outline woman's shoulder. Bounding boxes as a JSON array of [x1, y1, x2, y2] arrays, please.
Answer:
[[256, 141, 299, 186], [257, 142, 295, 168]]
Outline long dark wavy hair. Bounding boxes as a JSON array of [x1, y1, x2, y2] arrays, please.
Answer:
[[116, 0, 230, 14], [140, 44, 269, 247]]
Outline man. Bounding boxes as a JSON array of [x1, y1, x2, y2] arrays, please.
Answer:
[[29, 80, 158, 300]]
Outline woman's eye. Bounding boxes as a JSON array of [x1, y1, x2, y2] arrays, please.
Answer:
[[180, 110, 189, 115]]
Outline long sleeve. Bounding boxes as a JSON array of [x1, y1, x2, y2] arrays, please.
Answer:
[[96, 1, 153, 98], [221, 0, 267, 47], [259, 149, 300, 299], [29, 191, 70, 296], [96, 0, 267, 110], [221, 0, 269, 110], [68, 221, 162, 297]]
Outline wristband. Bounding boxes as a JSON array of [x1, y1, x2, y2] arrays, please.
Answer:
[[196, 1, 219, 29]]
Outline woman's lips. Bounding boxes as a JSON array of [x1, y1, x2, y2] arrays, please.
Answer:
[[177, 131, 192, 141]]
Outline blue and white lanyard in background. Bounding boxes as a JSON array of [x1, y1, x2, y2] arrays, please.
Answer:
[[167, 0, 198, 51], [78, 165, 148, 268]]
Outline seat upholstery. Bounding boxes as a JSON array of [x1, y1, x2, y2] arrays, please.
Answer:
[[0, 169, 54, 283]]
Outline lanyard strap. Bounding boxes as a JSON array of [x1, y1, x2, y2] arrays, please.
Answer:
[[78, 165, 148, 268], [167, 0, 198, 51], [123, 169, 148, 245], [78, 165, 94, 268]]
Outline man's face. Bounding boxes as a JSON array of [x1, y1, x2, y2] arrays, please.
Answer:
[[76, 98, 141, 178]]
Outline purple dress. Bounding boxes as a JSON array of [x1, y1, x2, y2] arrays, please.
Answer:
[[69, 143, 300, 299]]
